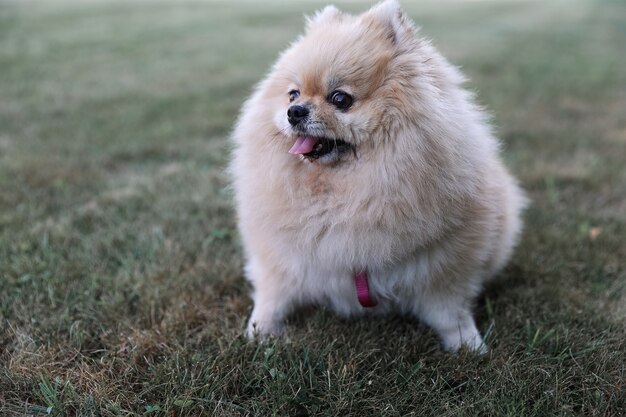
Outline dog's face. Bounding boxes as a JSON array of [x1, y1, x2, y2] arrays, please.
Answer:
[[265, 2, 415, 165]]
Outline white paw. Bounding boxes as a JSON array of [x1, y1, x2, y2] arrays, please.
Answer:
[[442, 329, 488, 354], [245, 317, 285, 340]]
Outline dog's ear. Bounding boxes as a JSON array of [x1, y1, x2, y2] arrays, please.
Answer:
[[305, 5, 343, 30], [362, 0, 413, 45]]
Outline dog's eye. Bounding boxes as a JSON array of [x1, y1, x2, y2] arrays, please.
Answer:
[[329, 90, 353, 110], [288, 90, 300, 102]]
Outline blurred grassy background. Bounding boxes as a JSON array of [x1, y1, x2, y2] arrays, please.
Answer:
[[1, 0, 625, 416]]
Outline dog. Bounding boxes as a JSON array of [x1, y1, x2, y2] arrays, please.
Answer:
[[230, 0, 526, 352]]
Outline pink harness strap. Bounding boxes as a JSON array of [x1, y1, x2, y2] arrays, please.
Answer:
[[354, 270, 377, 308]]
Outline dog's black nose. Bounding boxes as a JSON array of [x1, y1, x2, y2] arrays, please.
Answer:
[[287, 105, 309, 126]]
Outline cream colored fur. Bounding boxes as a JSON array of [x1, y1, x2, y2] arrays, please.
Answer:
[[230, 0, 526, 352]]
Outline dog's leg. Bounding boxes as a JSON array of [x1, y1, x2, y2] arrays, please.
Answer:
[[246, 289, 293, 339], [414, 292, 487, 353], [245, 258, 296, 340]]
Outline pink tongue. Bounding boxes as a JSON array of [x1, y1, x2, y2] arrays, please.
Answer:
[[288, 136, 318, 155]]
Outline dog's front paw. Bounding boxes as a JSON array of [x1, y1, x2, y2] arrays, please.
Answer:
[[442, 329, 489, 355], [245, 317, 285, 341]]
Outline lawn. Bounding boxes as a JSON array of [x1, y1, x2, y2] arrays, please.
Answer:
[[1, 0, 625, 416]]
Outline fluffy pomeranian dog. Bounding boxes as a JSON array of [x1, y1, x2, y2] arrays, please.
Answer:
[[230, 0, 526, 352]]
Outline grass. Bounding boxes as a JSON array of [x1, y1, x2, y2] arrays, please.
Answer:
[[1, 0, 625, 415]]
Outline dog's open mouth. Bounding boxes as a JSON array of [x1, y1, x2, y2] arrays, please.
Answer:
[[288, 136, 355, 161]]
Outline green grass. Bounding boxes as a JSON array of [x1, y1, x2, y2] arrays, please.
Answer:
[[1, 0, 625, 415]]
